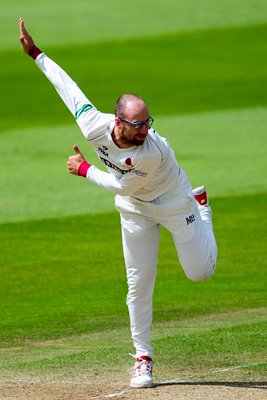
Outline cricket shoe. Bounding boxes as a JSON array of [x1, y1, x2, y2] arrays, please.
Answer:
[[193, 185, 209, 206], [130, 356, 153, 388]]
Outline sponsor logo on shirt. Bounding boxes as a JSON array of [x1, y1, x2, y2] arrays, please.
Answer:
[[98, 147, 109, 157], [132, 170, 147, 177], [100, 157, 148, 177], [100, 157, 128, 174]]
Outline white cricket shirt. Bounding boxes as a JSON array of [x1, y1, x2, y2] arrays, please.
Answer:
[[35, 53, 190, 202]]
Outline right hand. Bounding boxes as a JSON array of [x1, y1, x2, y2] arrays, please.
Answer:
[[19, 17, 35, 54]]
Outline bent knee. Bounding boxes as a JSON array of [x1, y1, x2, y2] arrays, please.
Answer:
[[184, 258, 216, 282], [187, 272, 212, 282]]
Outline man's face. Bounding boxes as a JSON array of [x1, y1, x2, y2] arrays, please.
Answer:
[[120, 120, 149, 146], [115, 103, 152, 147]]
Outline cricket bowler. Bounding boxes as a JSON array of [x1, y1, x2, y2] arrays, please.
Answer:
[[19, 18, 217, 388]]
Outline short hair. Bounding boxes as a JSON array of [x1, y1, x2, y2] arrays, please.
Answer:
[[115, 93, 147, 117]]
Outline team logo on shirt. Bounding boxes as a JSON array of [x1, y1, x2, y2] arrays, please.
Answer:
[[124, 158, 148, 176], [125, 157, 133, 171]]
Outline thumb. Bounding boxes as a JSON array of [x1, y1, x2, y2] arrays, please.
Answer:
[[73, 144, 85, 159]]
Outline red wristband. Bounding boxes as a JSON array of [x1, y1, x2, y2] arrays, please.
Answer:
[[78, 161, 91, 177], [28, 46, 42, 60]]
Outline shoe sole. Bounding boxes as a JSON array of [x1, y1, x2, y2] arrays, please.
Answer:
[[131, 382, 154, 389]]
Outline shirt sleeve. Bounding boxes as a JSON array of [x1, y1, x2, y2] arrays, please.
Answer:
[[86, 153, 162, 196], [34, 53, 113, 140], [35, 53, 95, 116]]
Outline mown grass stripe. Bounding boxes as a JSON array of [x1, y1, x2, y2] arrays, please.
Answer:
[[2, 24, 267, 132], [1, 107, 266, 223], [3, 0, 267, 50], [0, 310, 265, 380]]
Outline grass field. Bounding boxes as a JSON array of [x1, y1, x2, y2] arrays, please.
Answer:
[[0, 1, 266, 397]]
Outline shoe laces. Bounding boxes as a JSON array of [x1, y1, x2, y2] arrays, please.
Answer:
[[129, 354, 153, 377]]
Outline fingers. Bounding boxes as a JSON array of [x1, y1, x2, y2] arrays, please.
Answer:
[[19, 17, 35, 53], [19, 17, 28, 40], [19, 19, 26, 46], [73, 144, 85, 160], [67, 145, 86, 175], [67, 156, 79, 175], [19, 17, 25, 35]]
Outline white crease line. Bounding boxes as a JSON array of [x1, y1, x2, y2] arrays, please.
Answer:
[[93, 391, 128, 399], [0, 361, 265, 399], [159, 361, 266, 384], [92, 361, 266, 398]]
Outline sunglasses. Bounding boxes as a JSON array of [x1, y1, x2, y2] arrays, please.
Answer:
[[119, 116, 154, 129]]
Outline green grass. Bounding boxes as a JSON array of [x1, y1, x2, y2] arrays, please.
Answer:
[[1, 107, 266, 223], [2, 23, 267, 132], [0, 193, 266, 343], [0, 0, 266, 386], [0, 311, 265, 382], [3, 0, 267, 50]]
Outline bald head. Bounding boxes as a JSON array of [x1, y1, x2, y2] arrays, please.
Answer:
[[115, 94, 149, 118], [113, 94, 151, 147]]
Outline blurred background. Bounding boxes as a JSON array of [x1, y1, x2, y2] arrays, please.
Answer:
[[0, 0, 266, 222], [0, 1, 266, 383]]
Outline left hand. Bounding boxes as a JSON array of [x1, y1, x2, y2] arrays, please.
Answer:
[[67, 144, 86, 175]]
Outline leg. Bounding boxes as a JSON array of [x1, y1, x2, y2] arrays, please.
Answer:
[[173, 201, 217, 281], [120, 212, 160, 358]]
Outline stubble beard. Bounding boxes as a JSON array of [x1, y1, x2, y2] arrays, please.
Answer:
[[121, 128, 146, 146]]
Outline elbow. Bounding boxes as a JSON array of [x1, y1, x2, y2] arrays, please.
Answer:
[[116, 187, 134, 196], [115, 183, 138, 196]]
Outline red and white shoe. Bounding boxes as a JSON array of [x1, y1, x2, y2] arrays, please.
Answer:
[[193, 185, 209, 206], [130, 356, 153, 388]]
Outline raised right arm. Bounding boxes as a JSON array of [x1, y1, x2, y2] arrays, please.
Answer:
[[34, 53, 95, 119], [19, 18, 111, 140], [19, 17, 94, 115]]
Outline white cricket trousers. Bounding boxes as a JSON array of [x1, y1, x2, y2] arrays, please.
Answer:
[[115, 188, 217, 359]]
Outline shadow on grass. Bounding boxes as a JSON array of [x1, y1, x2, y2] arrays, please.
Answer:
[[154, 381, 267, 390]]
